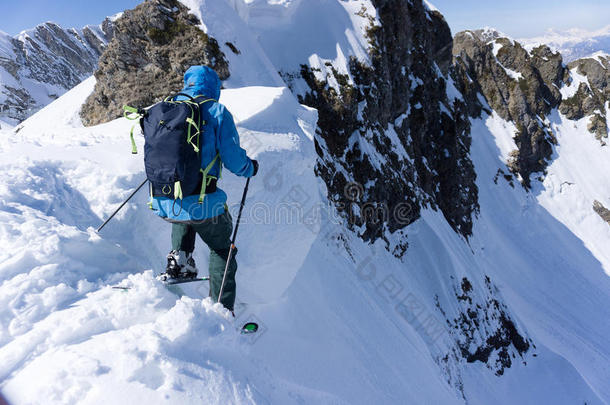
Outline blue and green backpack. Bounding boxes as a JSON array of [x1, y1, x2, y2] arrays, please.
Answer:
[[123, 94, 219, 210]]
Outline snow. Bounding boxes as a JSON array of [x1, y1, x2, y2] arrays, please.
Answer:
[[385, 124, 409, 159], [503, 66, 523, 81], [490, 40, 524, 80], [0, 31, 15, 59], [559, 67, 590, 99], [83, 24, 107, 45], [180, 0, 284, 89], [0, 118, 15, 130], [423, 0, 439, 12], [108, 12, 124, 22], [445, 76, 464, 105], [476, 26, 508, 43], [0, 70, 330, 403], [0, 65, 20, 91], [585, 50, 610, 66], [491, 40, 503, 57], [219, 0, 376, 93], [394, 111, 408, 127], [410, 74, 424, 90], [536, 111, 610, 273], [520, 25, 610, 62], [482, 109, 518, 161], [2, 275, 263, 404], [467, 111, 610, 402], [1, 1, 610, 404]]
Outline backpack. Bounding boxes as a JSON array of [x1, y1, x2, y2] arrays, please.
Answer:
[[123, 94, 219, 210]]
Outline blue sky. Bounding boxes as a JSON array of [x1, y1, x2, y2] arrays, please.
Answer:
[[0, 0, 609, 38], [431, 0, 610, 38], [0, 0, 141, 35]]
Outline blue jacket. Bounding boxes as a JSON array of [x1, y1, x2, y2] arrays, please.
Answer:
[[151, 66, 255, 222]]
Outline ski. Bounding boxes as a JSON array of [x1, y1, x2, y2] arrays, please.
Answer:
[[163, 276, 209, 285], [112, 275, 209, 290]]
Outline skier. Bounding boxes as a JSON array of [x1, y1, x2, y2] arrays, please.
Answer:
[[151, 65, 258, 312]]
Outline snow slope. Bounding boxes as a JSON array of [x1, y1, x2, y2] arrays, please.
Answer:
[[466, 112, 610, 402], [0, 76, 465, 404], [1, 1, 610, 404]]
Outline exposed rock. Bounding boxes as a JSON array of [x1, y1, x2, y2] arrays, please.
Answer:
[[438, 276, 533, 379], [80, 0, 229, 126], [593, 200, 610, 225], [453, 29, 564, 187], [453, 30, 609, 186], [561, 56, 610, 142], [298, 0, 478, 255], [0, 20, 113, 122]]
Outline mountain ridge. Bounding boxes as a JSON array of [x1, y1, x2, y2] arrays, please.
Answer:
[[0, 18, 114, 124]]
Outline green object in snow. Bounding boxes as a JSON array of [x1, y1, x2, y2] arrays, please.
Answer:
[[241, 322, 258, 334]]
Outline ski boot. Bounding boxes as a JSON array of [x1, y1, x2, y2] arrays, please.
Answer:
[[158, 250, 198, 281]]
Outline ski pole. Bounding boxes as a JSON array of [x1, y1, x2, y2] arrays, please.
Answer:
[[218, 177, 251, 304], [97, 178, 148, 232]]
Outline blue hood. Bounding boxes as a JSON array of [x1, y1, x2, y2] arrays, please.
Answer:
[[182, 66, 221, 100]]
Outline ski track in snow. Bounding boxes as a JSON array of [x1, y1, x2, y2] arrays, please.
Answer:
[[0, 1, 610, 404]]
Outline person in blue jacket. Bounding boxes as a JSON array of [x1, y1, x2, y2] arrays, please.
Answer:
[[152, 65, 258, 312]]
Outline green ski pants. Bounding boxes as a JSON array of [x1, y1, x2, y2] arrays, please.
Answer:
[[171, 211, 238, 311]]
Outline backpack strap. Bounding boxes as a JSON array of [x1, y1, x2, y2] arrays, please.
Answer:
[[182, 97, 217, 153], [186, 116, 201, 153], [192, 97, 221, 203], [123, 105, 145, 154], [199, 153, 221, 203]]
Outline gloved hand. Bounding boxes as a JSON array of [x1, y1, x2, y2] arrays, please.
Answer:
[[252, 159, 259, 176]]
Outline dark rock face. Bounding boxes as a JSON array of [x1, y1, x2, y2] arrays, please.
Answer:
[[298, 0, 478, 256], [0, 21, 113, 122], [561, 56, 610, 142], [453, 30, 566, 187], [80, 0, 229, 126]]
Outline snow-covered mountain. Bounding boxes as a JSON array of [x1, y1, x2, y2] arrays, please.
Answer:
[[1, 1, 610, 404], [521, 25, 610, 62], [0, 19, 114, 125], [454, 28, 610, 181]]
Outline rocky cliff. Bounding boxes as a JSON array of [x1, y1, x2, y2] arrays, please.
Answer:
[[288, 2, 534, 396], [80, 0, 229, 126], [561, 54, 610, 142], [453, 29, 565, 186], [453, 29, 609, 186], [299, 0, 478, 256], [0, 20, 113, 123]]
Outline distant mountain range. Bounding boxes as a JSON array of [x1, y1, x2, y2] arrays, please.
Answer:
[[0, 18, 115, 126], [520, 25, 610, 62]]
